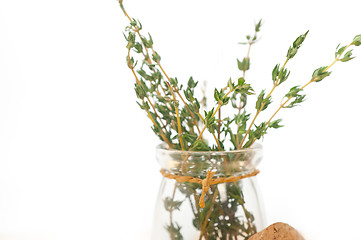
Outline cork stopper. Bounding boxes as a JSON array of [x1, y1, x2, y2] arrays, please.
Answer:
[[249, 222, 304, 240]]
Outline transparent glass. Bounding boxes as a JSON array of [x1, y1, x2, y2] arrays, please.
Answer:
[[152, 143, 265, 240]]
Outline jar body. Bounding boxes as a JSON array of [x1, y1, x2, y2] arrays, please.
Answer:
[[152, 144, 265, 240]]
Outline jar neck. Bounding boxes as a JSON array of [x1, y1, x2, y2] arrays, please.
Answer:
[[156, 144, 263, 177]]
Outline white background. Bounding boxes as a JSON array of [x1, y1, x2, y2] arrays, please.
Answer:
[[1, 0, 361, 239]]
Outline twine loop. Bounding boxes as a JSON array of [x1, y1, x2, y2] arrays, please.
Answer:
[[160, 168, 260, 208]]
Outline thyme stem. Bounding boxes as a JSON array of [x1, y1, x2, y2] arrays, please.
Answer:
[[243, 42, 253, 78], [198, 187, 219, 240], [166, 82, 185, 150]]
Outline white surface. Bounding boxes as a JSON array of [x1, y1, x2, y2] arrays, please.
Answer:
[[0, 0, 360, 239]]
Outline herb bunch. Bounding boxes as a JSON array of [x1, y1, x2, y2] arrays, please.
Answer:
[[121, 2, 360, 152], [119, 1, 360, 239]]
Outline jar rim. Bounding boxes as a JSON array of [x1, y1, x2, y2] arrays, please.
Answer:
[[156, 142, 262, 156]]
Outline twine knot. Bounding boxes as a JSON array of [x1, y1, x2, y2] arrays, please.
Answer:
[[199, 170, 216, 208]]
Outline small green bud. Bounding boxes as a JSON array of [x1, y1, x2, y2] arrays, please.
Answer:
[[286, 46, 298, 59], [255, 19, 262, 32], [353, 34, 361, 46], [293, 30, 309, 49], [237, 77, 245, 86], [287, 31, 309, 59]]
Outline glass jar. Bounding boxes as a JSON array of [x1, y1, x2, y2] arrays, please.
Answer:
[[152, 143, 265, 240]]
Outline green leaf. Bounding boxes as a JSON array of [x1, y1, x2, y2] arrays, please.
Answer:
[[278, 67, 290, 85], [203, 109, 217, 134], [340, 49, 355, 62], [269, 119, 283, 129], [152, 51, 161, 62], [235, 81, 254, 95], [187, 77, 198, 89], [190, 139, 210, 151], [134, 83, 146, 99], [222, 96, 230, 106], [254, 122, 267, 139], [335, 44, 347, 58], [255, 90, 271, 111], [312, 66, 331, 82], [125, 32, 136, 50], [129, 18, 137, 27], [255, 90, 265, 111], [169, 77, 178, 87], [262, 96, 272, 110], [183, 133, 197, 145], [284, 95, 306, 108], [143, 101, 150, 110], [136, 101, 145, 110], [137, 19, 143, 30], [227, 183, 245, 205], [227, 78, 234, 91], [237, 58, 250, 71], [166, 223, 183, 240], [285, 86, 303, 98], [184, 88, 194, 102], [141, 36, 152, 48], [214, 89, 221, 102], [194, 98, 200, 111], [134, 42, 143, 53], [148, 33, 153, 46], [164, 197, 183, 211], [272, 64, 280, 82]]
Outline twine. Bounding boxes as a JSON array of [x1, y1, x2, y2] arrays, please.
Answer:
[[160, 169, 260, 208]]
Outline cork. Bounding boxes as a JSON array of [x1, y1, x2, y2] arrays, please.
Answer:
[[249, 222, 304, 240]]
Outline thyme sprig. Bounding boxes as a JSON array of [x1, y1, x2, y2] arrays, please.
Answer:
[[238, 31, 309, 148]]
